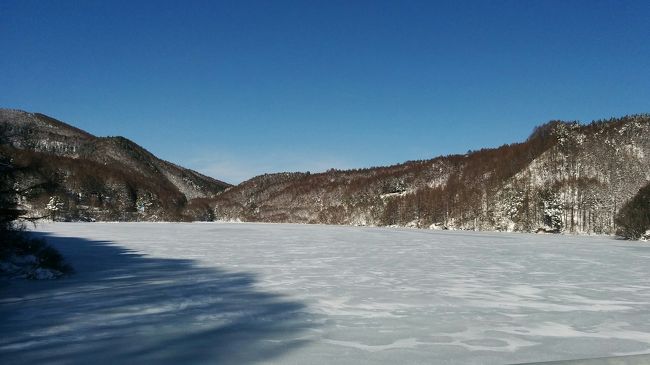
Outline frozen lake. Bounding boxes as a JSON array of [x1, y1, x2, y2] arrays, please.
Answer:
[[2, 223, 650, 364]]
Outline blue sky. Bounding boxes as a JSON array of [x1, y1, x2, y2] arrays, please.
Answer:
[[1, 0, 649, 183]]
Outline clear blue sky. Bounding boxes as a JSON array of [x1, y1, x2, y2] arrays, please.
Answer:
[[1, 0, 649, 183]]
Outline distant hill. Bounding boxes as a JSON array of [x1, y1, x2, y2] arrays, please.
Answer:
[[213, 115, 650, 235], [0, 109, 231, 221]]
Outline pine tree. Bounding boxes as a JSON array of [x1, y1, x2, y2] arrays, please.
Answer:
[[0, 158, 71, 276], [615, 183, 650, 239], [539, 188, 563, 232]]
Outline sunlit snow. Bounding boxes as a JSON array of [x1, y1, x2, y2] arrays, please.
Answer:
[[2, 223, 650, 364]]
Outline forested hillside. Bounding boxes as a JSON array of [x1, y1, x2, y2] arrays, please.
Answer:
[[213, 115, 650, 235], [2, 108, 648, 236], [0, 109, 231, 221]]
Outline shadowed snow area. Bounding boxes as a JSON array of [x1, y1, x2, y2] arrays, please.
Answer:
[[2, 223, 650, 364]]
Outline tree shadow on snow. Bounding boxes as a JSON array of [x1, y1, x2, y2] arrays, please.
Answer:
[[0, 233, 316, 364]]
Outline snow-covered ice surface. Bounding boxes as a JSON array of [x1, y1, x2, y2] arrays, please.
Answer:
[[2, 223, 650, 364]]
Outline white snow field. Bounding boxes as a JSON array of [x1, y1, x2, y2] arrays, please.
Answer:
[[2, 223, 650, 365]]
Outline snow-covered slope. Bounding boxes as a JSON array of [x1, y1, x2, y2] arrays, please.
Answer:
[[3, 223, 650, 364]]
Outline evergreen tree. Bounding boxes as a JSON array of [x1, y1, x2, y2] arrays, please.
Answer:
[[0, 160, 22, 240], [616, 183, 650, 239], [0, 157, 71, 277], [539, 189, 563, 232]]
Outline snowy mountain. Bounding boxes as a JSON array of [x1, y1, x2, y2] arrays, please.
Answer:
[[0, 109, 231, 221], [3, 108, 649, 234], [213, 115, 650, 235]]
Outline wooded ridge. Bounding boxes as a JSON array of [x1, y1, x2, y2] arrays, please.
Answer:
[[2, 108, 649, 236]]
